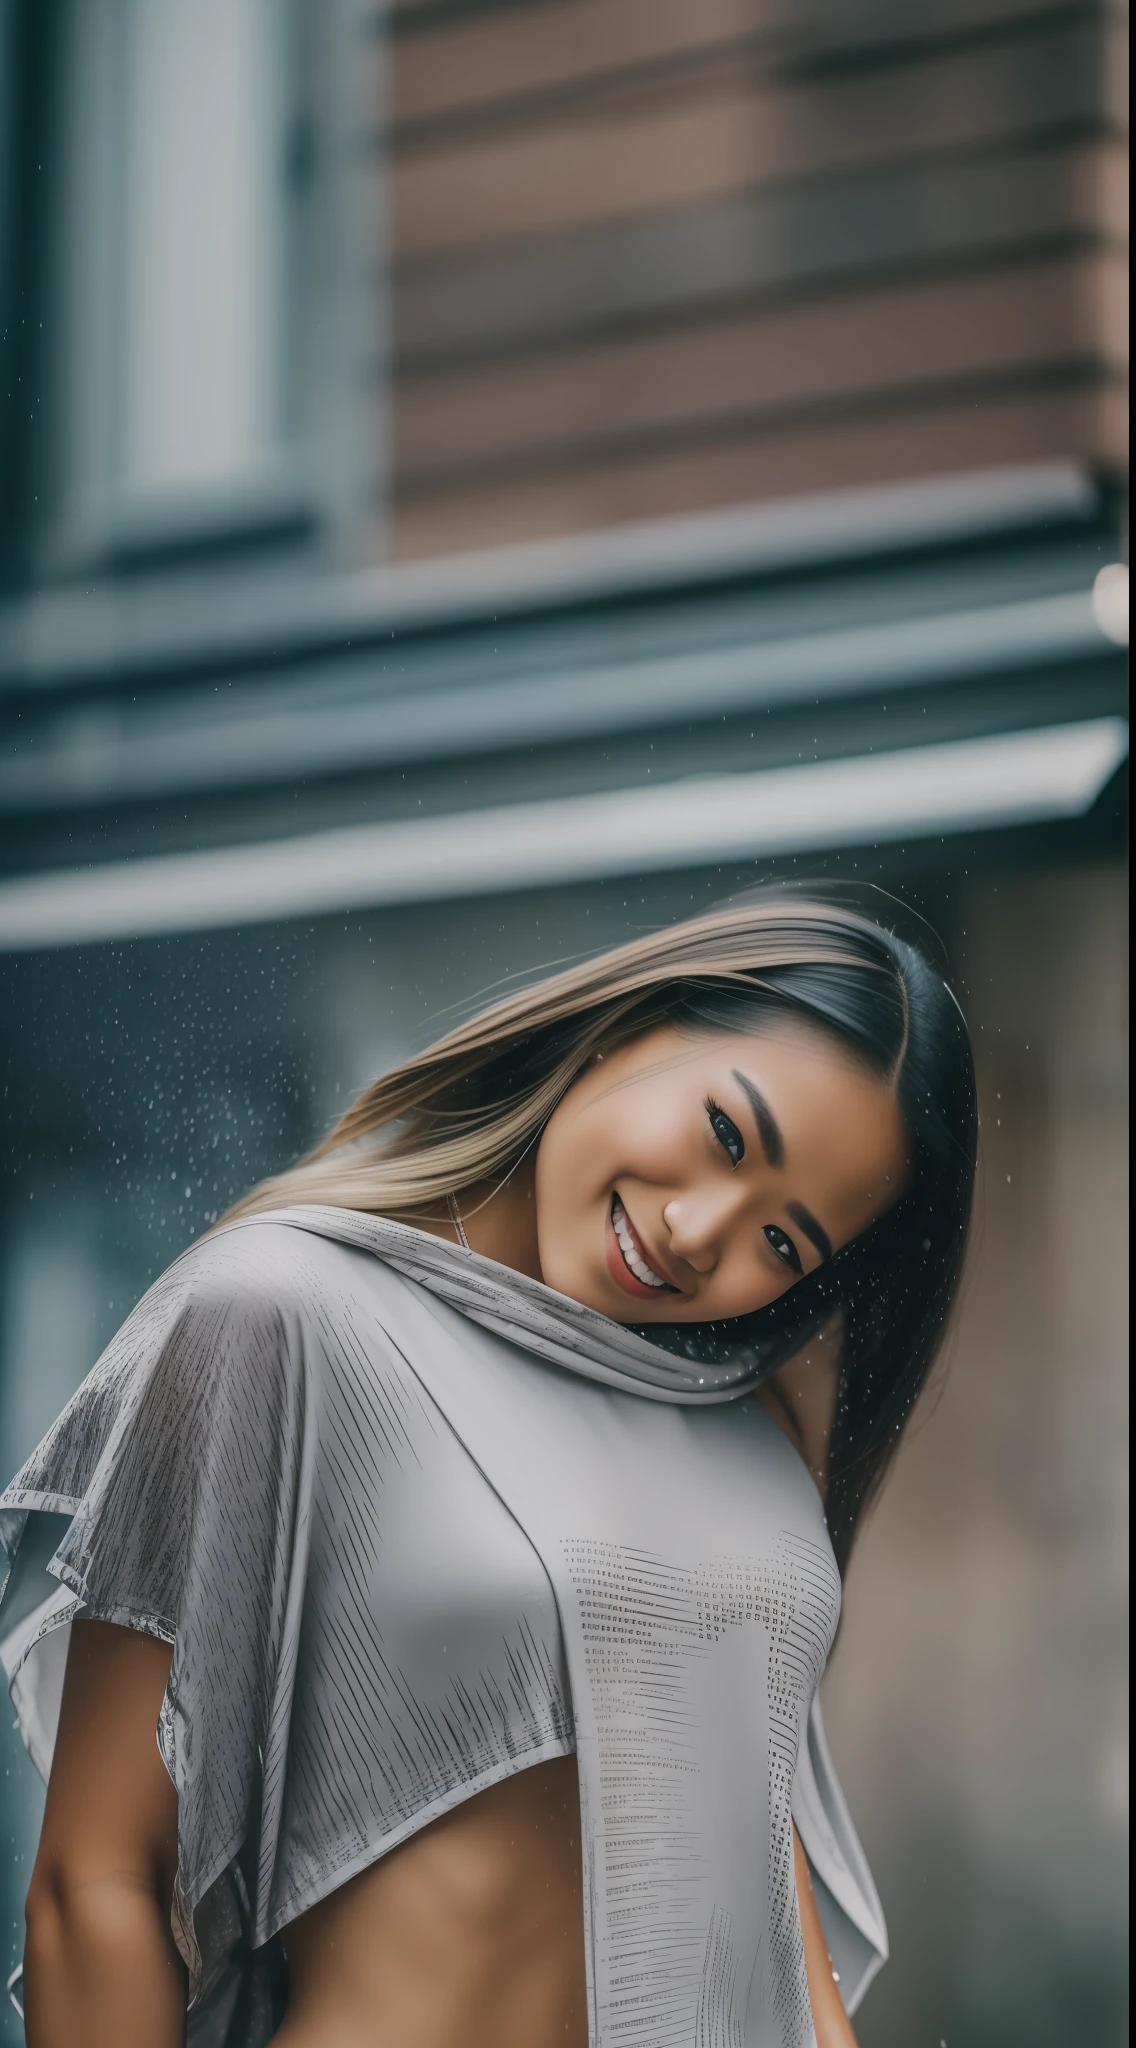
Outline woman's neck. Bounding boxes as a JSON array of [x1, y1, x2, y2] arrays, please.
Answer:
[[404, 1159, 543, 1284]]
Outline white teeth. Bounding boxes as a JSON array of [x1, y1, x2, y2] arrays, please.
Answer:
[[612, 1200, 667, 1287]]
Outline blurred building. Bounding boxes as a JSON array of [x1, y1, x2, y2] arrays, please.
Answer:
[[0, 5, 1128, 2045]]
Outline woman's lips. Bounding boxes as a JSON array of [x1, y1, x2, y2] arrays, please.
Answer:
[[605, 1194, 677, 1299]]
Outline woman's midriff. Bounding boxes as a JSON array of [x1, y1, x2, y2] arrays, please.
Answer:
[[274, 1757, 588, 2048]]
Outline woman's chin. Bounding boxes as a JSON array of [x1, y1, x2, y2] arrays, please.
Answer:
[[542, 1255, 656, 1323]]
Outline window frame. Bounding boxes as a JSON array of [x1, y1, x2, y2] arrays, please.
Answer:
[[24, 0, 386, 583]]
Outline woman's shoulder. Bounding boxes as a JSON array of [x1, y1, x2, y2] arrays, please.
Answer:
[[147, 1212, 430, 1396], [161, 1212, 376, 1323], [79, 1216, 385, 1422], [753, 1331, 839, 1505]]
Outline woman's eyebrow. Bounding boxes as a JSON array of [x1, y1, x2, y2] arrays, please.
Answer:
[[731, 1070, 784, 1167], [786, 1201, 833, 1265], [731, 1070, 834, 1262]]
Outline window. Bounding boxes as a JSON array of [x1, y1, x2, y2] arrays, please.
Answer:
[[118, 0, 286, 501], [37, 0, 374, 568]]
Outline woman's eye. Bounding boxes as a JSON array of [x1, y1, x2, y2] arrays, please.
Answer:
[[764, 1225, 802, 1275], [706, 1098, 744, 1167]]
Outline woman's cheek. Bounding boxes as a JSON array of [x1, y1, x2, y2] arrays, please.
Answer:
[[601, 1106, 693, 1188], [710, 1253, 783, 1321], [535, 1132, 606, 1284]]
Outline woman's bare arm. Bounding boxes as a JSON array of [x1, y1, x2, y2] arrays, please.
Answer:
[[24, 1618, 185, 2048], [794, 1825, 859, 2048], [756, 1324, 841, 1500]]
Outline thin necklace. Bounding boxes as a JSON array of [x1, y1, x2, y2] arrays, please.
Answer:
[[446, 1191, 471, 1251]]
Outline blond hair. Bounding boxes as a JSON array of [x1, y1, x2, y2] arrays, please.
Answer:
[[225, 896, 891, 1225]]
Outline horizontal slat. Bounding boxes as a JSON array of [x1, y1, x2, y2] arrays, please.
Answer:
[[396, 252, 1127, 485], [392, 0, 783, 122], [392, 381, 1126, 555], [0, 464, 1103, 694], [395, 140, 1127, 366], [4, 585, 1119, 812], [390, 0, 1084, 131], [0, 720, 1125, 949], [392, 18, 1116, 259]]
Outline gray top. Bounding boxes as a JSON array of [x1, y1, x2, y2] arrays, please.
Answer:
[[0, 1207, 886, 2048]]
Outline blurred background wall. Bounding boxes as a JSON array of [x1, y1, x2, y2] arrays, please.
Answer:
[[0, 3, 1128, 2044]]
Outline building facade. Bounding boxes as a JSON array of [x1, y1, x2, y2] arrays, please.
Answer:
[[0, 5, 1128, 2043]]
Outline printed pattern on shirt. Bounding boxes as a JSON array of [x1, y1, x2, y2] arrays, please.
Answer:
[[564, 1532, 839, 2048]]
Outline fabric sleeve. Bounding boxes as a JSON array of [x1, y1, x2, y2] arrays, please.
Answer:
[[0, 1224, 318, 2031], [791, 1690, 888, 2015]]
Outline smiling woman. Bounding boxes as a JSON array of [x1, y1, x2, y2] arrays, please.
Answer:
[[535, 1023, 908, 1320], [228, 888, 973, 1566], [2, 890, 977, 2048]]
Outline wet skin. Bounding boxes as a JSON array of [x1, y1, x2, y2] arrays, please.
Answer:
[[27, 1021, 904, 2048]]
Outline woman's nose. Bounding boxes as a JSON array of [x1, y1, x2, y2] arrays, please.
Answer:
[[662, 1191, 737, 1273]]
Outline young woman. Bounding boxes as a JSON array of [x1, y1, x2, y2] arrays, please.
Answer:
[[1, 892, 976, 2048]]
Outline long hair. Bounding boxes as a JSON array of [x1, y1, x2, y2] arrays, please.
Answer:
[[226, 890, 977, 1570]]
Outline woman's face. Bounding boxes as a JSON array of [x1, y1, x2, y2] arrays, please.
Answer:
[[534, 1019, 910, 1324]]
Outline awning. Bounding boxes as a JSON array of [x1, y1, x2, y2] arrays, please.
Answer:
[[0, 717, 1125, 951], [0, 461, 1127, 949]]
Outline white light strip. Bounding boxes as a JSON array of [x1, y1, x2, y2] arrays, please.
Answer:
[[0, 719, 1126, 952]]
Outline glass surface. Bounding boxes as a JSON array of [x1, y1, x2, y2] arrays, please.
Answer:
[[120, 0, 283, 494]]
